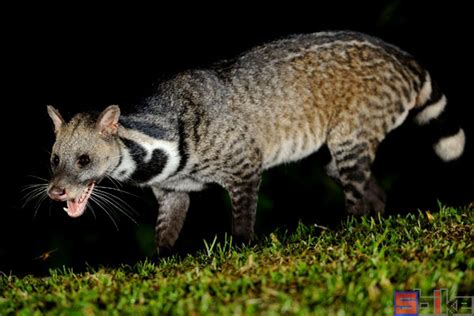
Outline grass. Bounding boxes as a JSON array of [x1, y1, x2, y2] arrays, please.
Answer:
[[1, 205, 472, 315]]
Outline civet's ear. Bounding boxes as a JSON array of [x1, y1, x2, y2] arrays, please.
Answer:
[[46, 105, 65, 134], [97, 105, 121, 136]]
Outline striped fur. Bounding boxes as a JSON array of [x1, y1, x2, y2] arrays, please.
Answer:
[[47, 31, 465, 251]]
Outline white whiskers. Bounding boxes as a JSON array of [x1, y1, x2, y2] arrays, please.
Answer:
[[21, 178, 49, 218], [21, 175, 138, 229], [88, 185, 139, 230]]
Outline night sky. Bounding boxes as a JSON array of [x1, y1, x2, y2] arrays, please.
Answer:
[[2, 2, 473, 275]]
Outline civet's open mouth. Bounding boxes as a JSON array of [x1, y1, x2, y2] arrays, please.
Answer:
[[63, 182, 95, 218]]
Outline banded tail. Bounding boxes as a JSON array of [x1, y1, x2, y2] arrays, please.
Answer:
[[413, 72, 466, 161]]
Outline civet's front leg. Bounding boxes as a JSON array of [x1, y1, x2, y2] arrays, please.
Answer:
[[152, 187, 190, 253], [223, 173, 262, 245]]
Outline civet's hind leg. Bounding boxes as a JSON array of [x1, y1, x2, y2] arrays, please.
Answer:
[[327, 134, 386, 215]]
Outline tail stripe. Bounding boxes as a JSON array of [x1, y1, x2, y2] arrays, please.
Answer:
[[434, 128, 466, 161], [415, 95, 447, 125], [412, 72, 466, 162], [417, 72, 433, 105]]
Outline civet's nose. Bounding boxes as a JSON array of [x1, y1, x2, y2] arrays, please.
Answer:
[[48, 186, 67, 201]]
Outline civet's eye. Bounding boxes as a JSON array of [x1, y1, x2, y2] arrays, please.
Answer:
[[52, 155, 60, 167], [78, 154, 91, 167]]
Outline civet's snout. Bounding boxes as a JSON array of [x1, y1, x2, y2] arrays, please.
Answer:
[[48, 184, 67, 201]]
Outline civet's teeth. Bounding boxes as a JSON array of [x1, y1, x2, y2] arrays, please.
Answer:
[[63, 207, 69, 212]]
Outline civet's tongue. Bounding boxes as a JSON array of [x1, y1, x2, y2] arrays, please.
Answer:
[[66, 199, 86, 218], [64, 183, 95, 218]]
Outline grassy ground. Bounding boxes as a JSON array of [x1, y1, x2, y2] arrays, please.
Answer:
[[1, 205, 472, 315]]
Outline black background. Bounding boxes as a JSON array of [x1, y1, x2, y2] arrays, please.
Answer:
[[2, 2, 473, 275]]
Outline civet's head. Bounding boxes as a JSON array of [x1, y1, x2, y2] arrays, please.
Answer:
[[46, 105, 121, 218]]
